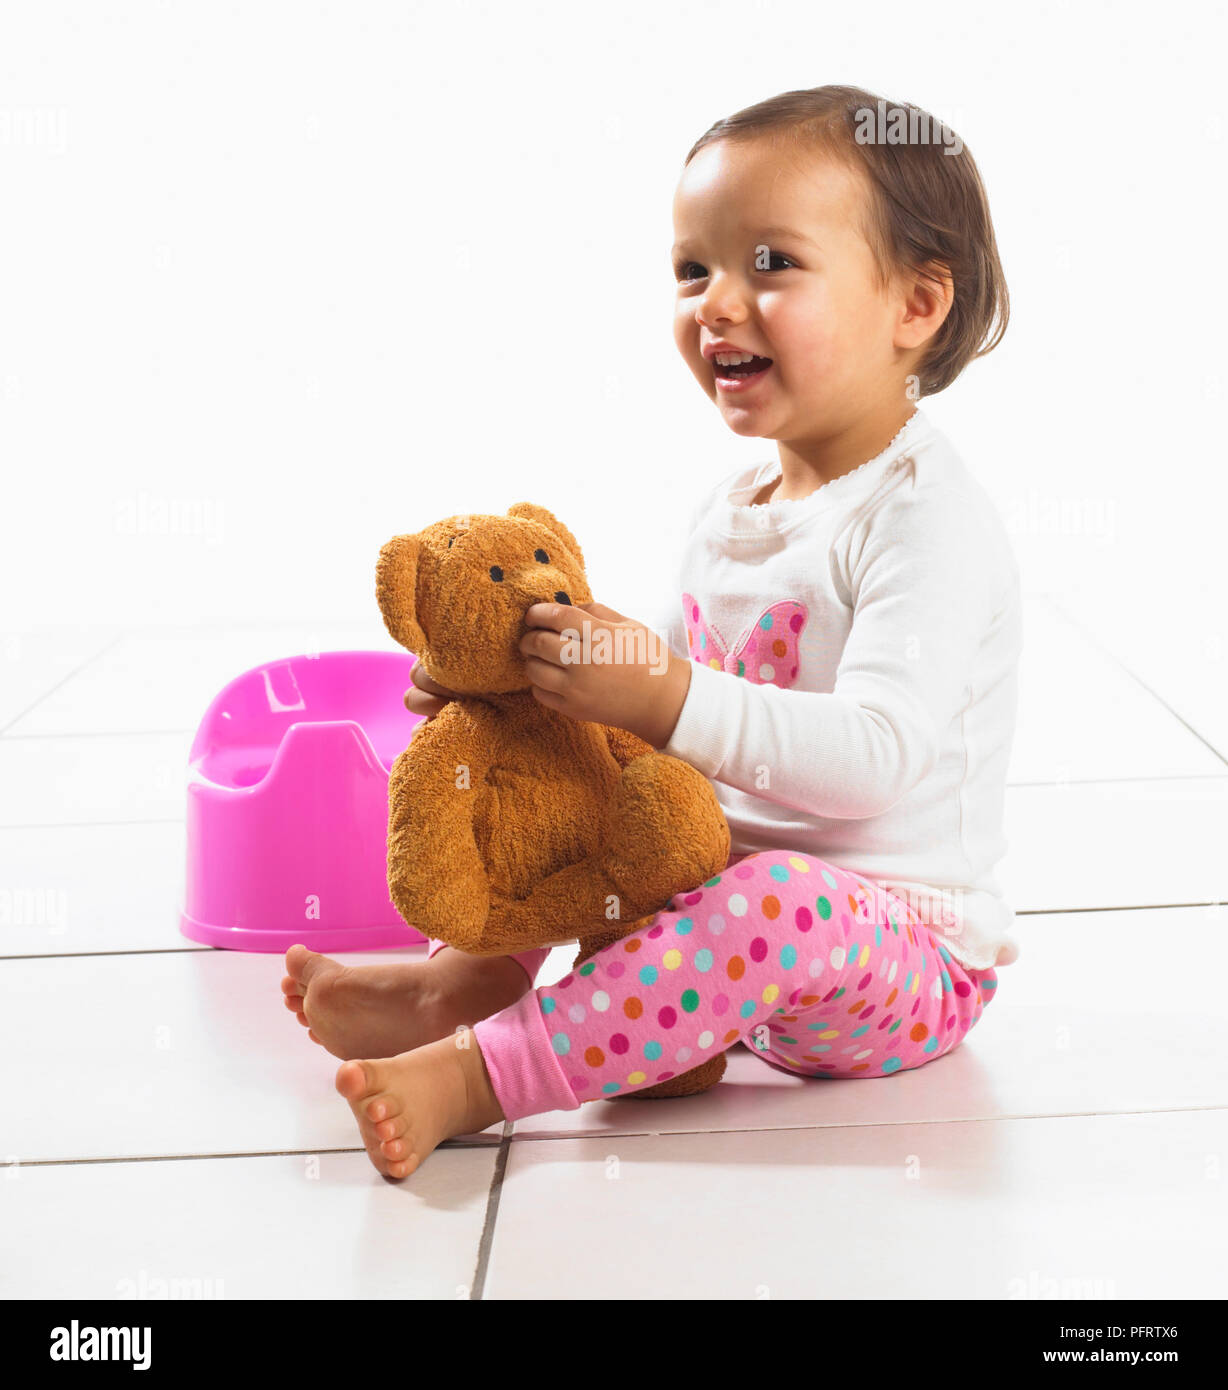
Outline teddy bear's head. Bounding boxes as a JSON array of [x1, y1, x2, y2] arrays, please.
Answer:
[[376, 502, 593, 694]]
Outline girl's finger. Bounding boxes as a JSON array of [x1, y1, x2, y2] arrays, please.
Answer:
[[523, 653, 568, 693], [404, 688, 450, 718], [574, 600, 630, 624], [519, 625, 568, 667], [409, 663, 459, 700]]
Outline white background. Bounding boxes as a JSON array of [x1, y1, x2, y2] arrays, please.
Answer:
[[2, 0, 1225, 654]]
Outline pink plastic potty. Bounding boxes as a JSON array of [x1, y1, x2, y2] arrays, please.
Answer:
[[180, 650, 428, 952]]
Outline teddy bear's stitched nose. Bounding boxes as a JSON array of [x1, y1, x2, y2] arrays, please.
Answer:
[[554, 590, 570, 605]]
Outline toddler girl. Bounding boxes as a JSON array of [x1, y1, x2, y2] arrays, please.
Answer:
[[281, 84, 1020, 1180]]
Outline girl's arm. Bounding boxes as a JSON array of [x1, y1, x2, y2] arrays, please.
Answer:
[[659, 486, 1014, 818]]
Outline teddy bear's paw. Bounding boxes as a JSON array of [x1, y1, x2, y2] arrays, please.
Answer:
[[388, 872, 492, 955], [598, 753, 731, 916], [619, 1048, 727, 1100], [480, 887, 592, 955]]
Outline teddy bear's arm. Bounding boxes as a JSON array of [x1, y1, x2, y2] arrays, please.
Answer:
[[385, 707, 493, 952], [602, 724, 655, 769]]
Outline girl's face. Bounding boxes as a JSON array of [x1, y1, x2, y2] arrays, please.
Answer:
[[672, 137, 908, 441]]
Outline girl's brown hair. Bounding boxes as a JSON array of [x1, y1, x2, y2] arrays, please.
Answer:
[[685, 85, 1009, 397]]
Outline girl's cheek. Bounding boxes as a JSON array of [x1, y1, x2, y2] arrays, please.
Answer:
[[673, 316, 704, 361], [764, 294, 830, 350], [774, 318, 837, 373]]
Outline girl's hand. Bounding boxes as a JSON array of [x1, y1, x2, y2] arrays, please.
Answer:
[[403, 662, 460, 725], [518, 600, 691, 748]]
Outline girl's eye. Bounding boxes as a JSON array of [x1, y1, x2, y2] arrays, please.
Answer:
[[534, 548, 549, 563], [674, 252, 796, 281]]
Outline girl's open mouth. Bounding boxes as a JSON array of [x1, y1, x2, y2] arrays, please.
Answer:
[[713, 355, 773, 392]]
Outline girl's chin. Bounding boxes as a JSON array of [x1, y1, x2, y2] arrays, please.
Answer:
[[716, 402, 779, 436]]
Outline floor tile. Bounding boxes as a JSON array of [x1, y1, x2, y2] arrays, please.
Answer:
[[0, 822, 196, 956], [5, 621, 396, 737], [1010, 599, 1225, 783], [1048, 587, 1228, 766], [510, 905, 1227, 1139], [0, 946, 502, 1163], [487, 1109, 1228, 1299], [1001, 776, 1228, 913], [1, 1147, 498, 1299], [0, 627, 122, 733], [0, 732, 192, 826]]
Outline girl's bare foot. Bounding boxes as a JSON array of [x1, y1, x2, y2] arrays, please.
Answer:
[[335, 1030, 505, 1180], [281, 944, 530, 1061]]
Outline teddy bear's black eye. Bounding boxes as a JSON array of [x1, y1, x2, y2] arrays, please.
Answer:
[[448, 537, 455, 548], [489, 565, 504, 582], [534, 549, 549, 563]]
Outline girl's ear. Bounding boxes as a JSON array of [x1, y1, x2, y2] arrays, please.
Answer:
[[376, 533, 427, 653], [506, 502, 585, 572]]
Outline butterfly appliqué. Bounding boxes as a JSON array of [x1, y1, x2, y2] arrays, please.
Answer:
[[682, 592, 809, 689]]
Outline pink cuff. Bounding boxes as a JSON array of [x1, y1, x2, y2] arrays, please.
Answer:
[[472, 989, 582, 1121]]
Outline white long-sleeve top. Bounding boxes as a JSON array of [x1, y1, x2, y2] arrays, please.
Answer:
[[658, 409, 1023, 970]]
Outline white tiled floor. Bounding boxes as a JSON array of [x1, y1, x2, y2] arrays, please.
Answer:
[[3, 596, 1226, 1299]]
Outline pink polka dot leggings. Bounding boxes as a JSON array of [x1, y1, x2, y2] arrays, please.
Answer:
[[432, 850, 999, 1122]]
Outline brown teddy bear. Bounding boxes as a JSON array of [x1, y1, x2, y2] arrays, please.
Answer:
[[376, 502, 731, 1098]]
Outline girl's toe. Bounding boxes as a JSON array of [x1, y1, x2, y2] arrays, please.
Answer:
[[370, 1093, 403, 1124], [335, 1059, 374, 1101], [375, 1112, 408, 1142], [351, 1058, 390, 1104], [362, 1081, 401, 1124]]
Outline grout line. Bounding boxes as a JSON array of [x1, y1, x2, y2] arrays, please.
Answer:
[[12, 1108, 1226, 1169], [503, 1102, 1228, 1145], [12, 1137, 504, 1169], [0, 634, 127, 737], [469, 1122, 515, 1301], [1014, 900, 1226, 916], [1042, 594, 1228, 769], [0, 946, 216, 961], [2, 729, 194, 740], [0, 819, 186, 831]]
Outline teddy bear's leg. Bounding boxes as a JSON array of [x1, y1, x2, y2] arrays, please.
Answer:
[[593, 754, 731, 920], [573, 920, 727, 1099], [630, 1051, 727, 1098], [385, 720, 497, 953], [483, 871, 627, 954], [481, 754, 729, 956]]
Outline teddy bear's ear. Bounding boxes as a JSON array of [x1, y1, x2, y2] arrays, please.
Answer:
[[376, 533, 427, 654], [506, 502, 584, 571]]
